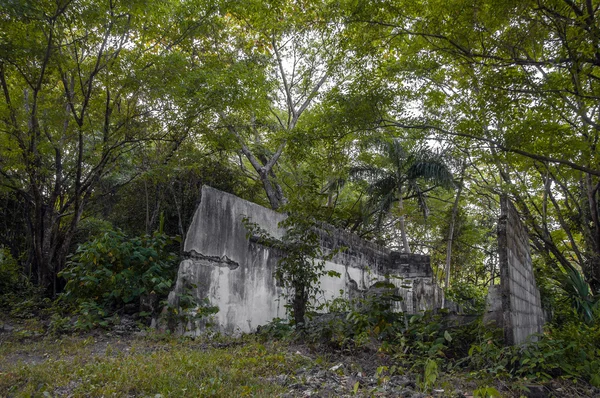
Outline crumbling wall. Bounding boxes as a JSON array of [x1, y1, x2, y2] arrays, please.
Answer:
[[168, 186, 442, 334], [496, 196, 545, 345]]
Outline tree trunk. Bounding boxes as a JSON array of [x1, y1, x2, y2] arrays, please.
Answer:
[[445, 168, 465, 291], [28, 184, 87, 295], [260, 169, 287, 211], [397, 186, 411, 253], [293, 285, 308, 327]]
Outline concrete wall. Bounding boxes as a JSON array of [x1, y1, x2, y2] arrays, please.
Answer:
[[168, 186, 442, 334], [482, 285, 503, 327], [496, 196, 545, 345]]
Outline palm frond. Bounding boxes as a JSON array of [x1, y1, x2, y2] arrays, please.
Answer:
[[406, 179, 430, 218], [367, 175, 398, 199], [368, 189, 396, 229], [388, 138, 408, 170], [407, 158, 454, 189], [561, 268, 598, 323]]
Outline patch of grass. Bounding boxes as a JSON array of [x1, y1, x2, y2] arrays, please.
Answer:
[[0, 334, 311, 397]]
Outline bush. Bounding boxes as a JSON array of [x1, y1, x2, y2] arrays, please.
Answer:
[[0, 247, 48, 318], [445, 281, 487, 314], [464, 318, 600, 387], [57, 228, 179, 328], [0, 246, 19, 298], [242, 215, 340, 328]]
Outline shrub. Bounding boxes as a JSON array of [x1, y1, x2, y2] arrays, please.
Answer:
[[445, 281, 487, 314], [306, 282, 406, 349], [242, 215, 340, 328], [0, 246, 19, 299], [0, 247, 47, 318], [58, 228, 179, 328], [464, 319, 600, 387]]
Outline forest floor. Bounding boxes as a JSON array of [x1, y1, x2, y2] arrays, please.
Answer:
[[0, 315, 597, 398]]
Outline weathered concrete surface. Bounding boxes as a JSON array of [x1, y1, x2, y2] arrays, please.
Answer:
[[496, 196, 545, 345], [168, 186, 442, 334], [483, 284, 503, 327]]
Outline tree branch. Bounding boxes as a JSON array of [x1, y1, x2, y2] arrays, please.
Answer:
[[381, 120, 600, 177]]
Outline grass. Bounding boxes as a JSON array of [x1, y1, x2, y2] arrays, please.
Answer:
[[0, 333, 312, 397]]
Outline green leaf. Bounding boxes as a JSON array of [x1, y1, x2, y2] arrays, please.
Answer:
[[444, 330, 452, 342]]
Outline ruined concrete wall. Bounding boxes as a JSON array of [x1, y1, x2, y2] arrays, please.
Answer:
[[497, 196, 545, 345], [168, 186, 287, 334], [168, 186, 441, 334]]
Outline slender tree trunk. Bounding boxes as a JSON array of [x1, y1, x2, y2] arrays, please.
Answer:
[[169, 183, 186, 254], [445, 168, 465, 291], [397, 186, 411, 253], [293, 285, 308, 327]]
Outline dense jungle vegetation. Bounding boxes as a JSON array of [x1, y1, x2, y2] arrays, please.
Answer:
[[1, 0, 600, 396]]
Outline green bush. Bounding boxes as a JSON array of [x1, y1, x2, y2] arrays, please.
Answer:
[[0, 247, 48, 318], [304, 283, 405, 348], [464, 319, 600, 387], [242, 215, 340, 328], [445, 281, 487, 314], [58, 228, 179, 327], [0, 246, 19, 297]]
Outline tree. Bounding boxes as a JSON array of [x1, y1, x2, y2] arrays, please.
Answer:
[[340, 0, 600, 292], [210, 2, 349, 210], [0, 0, 218, 292], [351, 137, 453, 253]]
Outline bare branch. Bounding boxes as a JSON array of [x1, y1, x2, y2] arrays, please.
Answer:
[[272, 35, 296, 122]]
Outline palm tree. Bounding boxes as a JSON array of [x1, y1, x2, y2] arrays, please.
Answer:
[[351, 138, 454, 253]]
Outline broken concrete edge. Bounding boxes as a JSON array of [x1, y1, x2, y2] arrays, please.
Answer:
[[183, 249, 240, 270]]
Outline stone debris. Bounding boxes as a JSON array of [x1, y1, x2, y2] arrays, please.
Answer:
[[266, 361, 461, 398]]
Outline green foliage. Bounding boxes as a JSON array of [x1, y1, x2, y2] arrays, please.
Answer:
[[308, 282, 404, 348], [305, 288, 600, 389], [107, 153, 256, 238], [538, 265, 600, 326], [70, 217, 116, 249], [473, 386, 502, 398], [256, 318, 294, 341], [243, 214, 339, 327], [0, 0, 219, 290], [445, 282, 487, 314], [418, 357, 438, 392], [346, 283, 405, 342], [560, 268, 599, 324], [350, 137, 453, 249], [346, 292, 396, 340], [395, 312, 451, 368], [465, 320, 600, 387], [0, 247, 49, 318], [0, 246, 19, 299], [57, 228, 179, 329]]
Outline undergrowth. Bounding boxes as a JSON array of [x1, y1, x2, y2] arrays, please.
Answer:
[[269, 291, 600, 395]]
